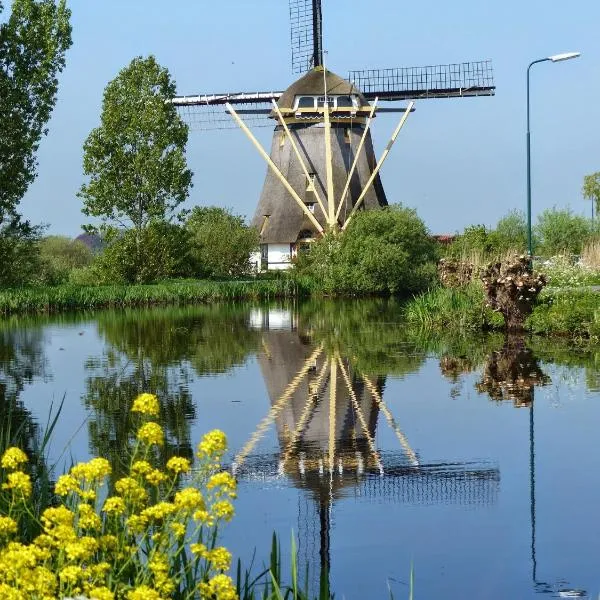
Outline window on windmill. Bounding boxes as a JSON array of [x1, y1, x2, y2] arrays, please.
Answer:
[[305, 202, 316, 214], [296, 96, 316, 109], [336, 95, 354, 108], [317, 96, 335, 108]]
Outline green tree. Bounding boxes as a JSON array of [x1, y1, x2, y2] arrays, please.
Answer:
[[583, 172, 600, 218], [492, 209, 527, 252], [0, 0, 72, 220], [79, 55, 192, 239], [37, 235, 93, 284], [296, 205, 438, 295], [534, 207, 592, 256], [186, 207, 259, 278]]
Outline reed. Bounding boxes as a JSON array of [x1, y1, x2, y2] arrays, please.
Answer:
[[581, 239, 600, 269], [0, 279, 304, 316]]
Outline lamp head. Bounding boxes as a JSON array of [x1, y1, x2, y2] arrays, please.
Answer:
[[548, 52, 581, 62]]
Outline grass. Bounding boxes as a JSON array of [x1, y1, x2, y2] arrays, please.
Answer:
[[0, 278, 303, 316]]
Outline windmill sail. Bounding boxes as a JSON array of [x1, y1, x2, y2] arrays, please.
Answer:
[[289, 0, 323, 73]]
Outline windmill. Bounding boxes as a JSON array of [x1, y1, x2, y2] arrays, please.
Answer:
[[173, 0, 495, 271]]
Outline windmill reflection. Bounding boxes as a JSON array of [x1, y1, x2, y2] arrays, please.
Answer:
[[233, 307, 500, 596]]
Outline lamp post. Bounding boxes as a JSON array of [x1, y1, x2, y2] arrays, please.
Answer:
[[526, 52, 581, 259]]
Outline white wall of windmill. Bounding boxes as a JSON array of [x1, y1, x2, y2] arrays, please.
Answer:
[[251, 122, 388, 249]]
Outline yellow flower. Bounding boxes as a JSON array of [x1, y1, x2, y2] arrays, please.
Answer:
[[212, 500, 235, 522], [115, 477, 147, 504], [192, 509, 214, 527], [65, 536, 98, 561], [98, 535, 118, 551], [198, 574, 238, 600], [207, 472, 237, 497], [1, 447, 28, 470], [78, 504, 102, 530], [0, 516, 17, 537], [207, 546, 232, 572], [2, 471, 32, 498], [131, 393, 160, 417], [166, 456, 191, 474], [59, 564, 83, 584], [145, 468, 167, 486], [55, 474, 80, 496], [126, 514, 148, 535], [70, 457, 111, 482], [197, 430, 227, 460], [190, 542, 208, 557], [103, 496, 126, 515], [131, 460, 152, 475], [88, 586, 114, 600], [140, 502, 176, 522], [170, 522, 185, 538], [127, 585, 164, 600], [42, 506, 75, 527], [174, 488, 204, 511], [136, 422, 164, 446]]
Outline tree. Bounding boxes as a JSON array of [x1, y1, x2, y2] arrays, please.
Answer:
[[492, 209, 527, 252], [583, 172, 600, 218], [185, 207, 259, 278], [38, 235, 93, 284], [534, 207, 592, 256], [296, 205, 438, 295], [0, 0, 72, 220], [79, 56, 192, 238]]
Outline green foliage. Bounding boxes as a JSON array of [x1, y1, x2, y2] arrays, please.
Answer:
[[0, 0, 72, 221], [186, 206, 259, 278], [493, 209, 527, 252], [79, 55, 192, 233], [582, 172, 600, 215], [0, 220, 43, 286], [296, 205, 438, 295], [37, 235, 93, 284], [90, 222, 192, 284], [534, 207, 593, 256]]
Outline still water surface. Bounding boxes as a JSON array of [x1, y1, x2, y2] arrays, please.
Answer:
[[1, 300, 599, 599]]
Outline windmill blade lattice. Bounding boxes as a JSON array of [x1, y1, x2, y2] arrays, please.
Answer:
[[289, 0, 323, 73]]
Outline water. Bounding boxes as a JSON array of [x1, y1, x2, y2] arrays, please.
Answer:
[[1, 299, 599, 599]]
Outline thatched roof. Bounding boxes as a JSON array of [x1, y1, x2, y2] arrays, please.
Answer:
[[276, 67, 368, 110]]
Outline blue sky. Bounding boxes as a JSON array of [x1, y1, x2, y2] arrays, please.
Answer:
[[16, 0, 600, 235]]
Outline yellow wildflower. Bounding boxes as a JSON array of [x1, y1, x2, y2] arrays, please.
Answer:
[[1, 447, 28, 470], [140, 502, 176, 522], [88, 586, 114, 600], [2, 471, 32, 498], [198, 574, 238, 600], [59, 564, 83, 584], [54, 474, 80, 496], [103, 496, 126, 515], [65, 536, 98, 561], [166, 456, 191, 474], [192, 509, 214, 527], [197, 430, 227, 459], [127, 585, 164, 600], [115, 477, 147, 504], [70, 457, 111, 482], [131, 460, 152, 476], [190, 542, 208, 557], [137, 422, 164, 446], [98, 535, 118, 551], [149, 554, 175, 596], [126, 514, 148, 535], [145, 468, 167, 486], [42, 506, 75, 527], [212, 500, 235, 522], [207, 546, 232, 571], [0, 516, 17, 537], [131, 392, 160, 417], [207, 472, 237, 497], [174, 487, 204, 511], [78, 504, 102, 530], [170, 522, 185, 538]]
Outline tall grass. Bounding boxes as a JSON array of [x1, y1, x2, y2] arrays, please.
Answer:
[[581, 239, 600, 269], [0, 279, 304, 316]]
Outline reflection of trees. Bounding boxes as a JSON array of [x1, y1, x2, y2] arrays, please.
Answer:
[[476, 336, 551, 407], [0, 325, 53, 539]]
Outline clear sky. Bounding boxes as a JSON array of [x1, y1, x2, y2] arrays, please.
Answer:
[[16, 0, 600, 235]]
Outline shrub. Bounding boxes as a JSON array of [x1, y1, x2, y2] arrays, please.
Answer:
[[0, 222, 42, 286], [37, 236, 93, 285], [185, 207, 259, 279], [492, 209, 527, 253], [296, 205, 438, 295], [534, 207, 593, 256], [92, 223, 192, 284]]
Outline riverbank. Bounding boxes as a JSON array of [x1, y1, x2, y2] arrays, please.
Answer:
[[405, 284, 600, 339], [0, 278, 301, 315]]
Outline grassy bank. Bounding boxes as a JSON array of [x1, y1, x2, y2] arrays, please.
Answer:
[[0, 278, 301, 315], [405, 284, 600, 339]]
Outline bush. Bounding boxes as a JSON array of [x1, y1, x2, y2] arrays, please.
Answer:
[[295, 205, 438, 295], [534, 207, 593, 256], [185, 207, 259, 279], [92, 223, 192, 284], [0, 222, 42, 286], [492, 210, 527, 253], [37, 236, 93, 285]]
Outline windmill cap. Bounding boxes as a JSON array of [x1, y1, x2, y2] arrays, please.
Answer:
[[275, 67, 368, 110]]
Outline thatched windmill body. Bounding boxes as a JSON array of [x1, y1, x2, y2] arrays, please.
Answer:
[[173, 1, 495, 270]]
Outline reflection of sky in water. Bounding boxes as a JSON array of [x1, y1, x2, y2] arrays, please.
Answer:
[[4, 304, 600, 599]]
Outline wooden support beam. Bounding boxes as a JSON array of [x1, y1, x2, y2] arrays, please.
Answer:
[[322, 68, 336, 229], [335, 97, 379, 222], [232, 344, 324, 471], [337, 356, 383, 474], [226, 102, 324, 234], [271, 100, 328, 221], [362, 375, 419, 467], [342, 100, 415, 231], [328, 357, 337, 473]]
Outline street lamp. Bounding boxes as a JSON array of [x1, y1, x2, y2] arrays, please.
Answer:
[[526, 52, 581, 258]]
